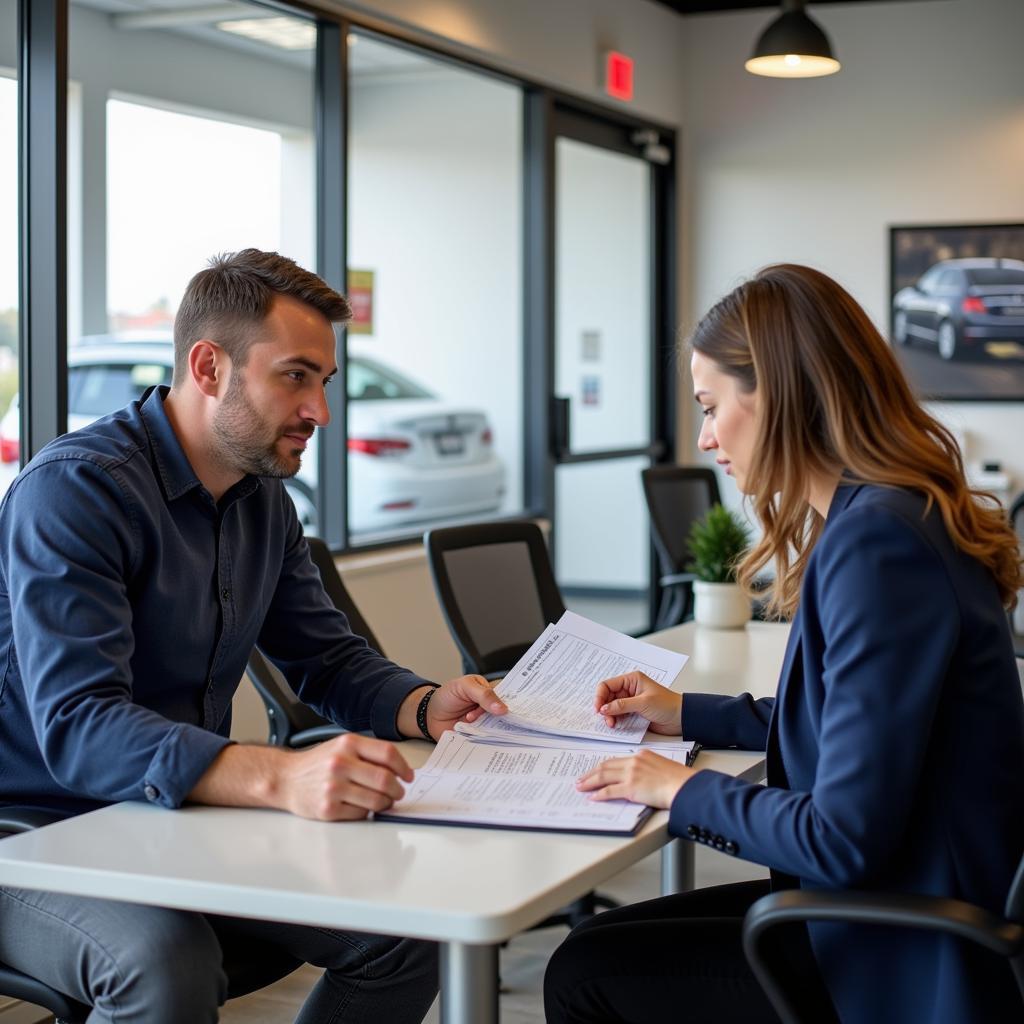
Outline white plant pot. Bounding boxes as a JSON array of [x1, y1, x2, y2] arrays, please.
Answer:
[[693, 580, 751, 629]]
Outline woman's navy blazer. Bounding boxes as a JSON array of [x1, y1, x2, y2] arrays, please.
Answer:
[[670, 483, 1024, 1024]]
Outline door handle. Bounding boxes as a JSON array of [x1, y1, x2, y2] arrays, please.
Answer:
[[551, 396, 571, 458]]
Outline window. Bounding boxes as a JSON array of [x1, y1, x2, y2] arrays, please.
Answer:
[[347, 33, 524, 542], [69, 0, 317, 522], [0, 0, 18, 498]]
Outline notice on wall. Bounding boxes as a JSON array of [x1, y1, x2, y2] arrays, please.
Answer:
[[581, 375, 601, 407], [581, 329, 602, 362], [347, 269, 375, 335]]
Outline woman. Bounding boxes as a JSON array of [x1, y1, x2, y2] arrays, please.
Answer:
[[543, 264, 1024, 1024]]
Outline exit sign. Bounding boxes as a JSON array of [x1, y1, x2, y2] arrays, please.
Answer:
[[603, 51, 634, 102]]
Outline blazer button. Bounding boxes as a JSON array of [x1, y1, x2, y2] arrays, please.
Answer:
[[725, 841, 738, 855], [699, 828, 711, 842], [143, 784, 159, 802], [686, 824, 699, 839], [713, 835, 726, 850]]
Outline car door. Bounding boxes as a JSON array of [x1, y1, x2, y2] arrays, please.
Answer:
[[906, 266, 943, 338]]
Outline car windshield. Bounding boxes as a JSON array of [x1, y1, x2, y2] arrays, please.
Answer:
[[965, 268, 1024, 286], [348, 358, 434, 401], [69, 363, 172, 417]]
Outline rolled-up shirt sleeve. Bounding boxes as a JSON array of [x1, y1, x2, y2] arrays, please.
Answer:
[[1, 457, 231, 808]]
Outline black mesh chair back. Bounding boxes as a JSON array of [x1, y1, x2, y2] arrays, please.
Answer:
[[641, 465, 721, 629], [246, 536, 382, 747], [306, 536, 383, 653], [425, 521, 565, 678]]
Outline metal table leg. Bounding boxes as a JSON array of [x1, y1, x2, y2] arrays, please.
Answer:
[[660, 837, 695, 895], [440, 941, 499, 1024]]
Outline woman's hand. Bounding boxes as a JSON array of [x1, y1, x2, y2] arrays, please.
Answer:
[[595, 671, 683, 735], [576, 749, 696, 809]]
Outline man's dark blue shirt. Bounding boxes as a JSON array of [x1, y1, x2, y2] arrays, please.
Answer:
[[0, 387, 429, 815]]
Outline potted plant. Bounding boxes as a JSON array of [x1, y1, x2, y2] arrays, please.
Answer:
[[686, 503, 752, 629]]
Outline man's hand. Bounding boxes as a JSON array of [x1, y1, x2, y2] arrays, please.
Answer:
[[595, 671, 683, 735], [277, 733, 414, 821], [575, 749, 695, 809], [427, 675, 508, 738], [397, 677, 508, 741]]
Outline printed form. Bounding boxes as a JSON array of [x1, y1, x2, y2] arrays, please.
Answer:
[[379, 612, 696, 834], [461, 610, 688, 745], [380, 730, 695, 833]]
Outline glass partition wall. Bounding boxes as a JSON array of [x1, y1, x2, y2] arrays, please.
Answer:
[[347, 33, 524, 542], [10, 3, 676, 630], [0, 0, 19, 500]]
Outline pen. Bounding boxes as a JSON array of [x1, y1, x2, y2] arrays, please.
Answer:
[[685, 743, 702, 768]]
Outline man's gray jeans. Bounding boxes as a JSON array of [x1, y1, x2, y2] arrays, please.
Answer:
[[0, 885, 438, 1022]]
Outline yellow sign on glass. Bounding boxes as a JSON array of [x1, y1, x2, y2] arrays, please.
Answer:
[[347, 269, 374, 335]]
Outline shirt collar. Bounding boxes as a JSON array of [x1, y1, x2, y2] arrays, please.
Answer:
[[139, 387, 263, 507], [139, 386, 205, 501], [825, 478, 864, 523]]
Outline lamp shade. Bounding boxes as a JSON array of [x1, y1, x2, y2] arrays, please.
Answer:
[[745, 0, 840, 78]]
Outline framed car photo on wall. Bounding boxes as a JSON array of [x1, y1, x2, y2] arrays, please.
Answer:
[[889, 222, 1024, 400]]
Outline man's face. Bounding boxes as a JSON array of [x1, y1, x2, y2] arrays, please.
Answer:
[[211, 294, 337, 480]]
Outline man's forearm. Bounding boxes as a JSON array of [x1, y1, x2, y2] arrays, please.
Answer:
[[188, 743, 293, 810]]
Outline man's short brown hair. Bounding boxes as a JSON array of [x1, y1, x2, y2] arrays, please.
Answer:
[[172, 249, 351, 386]]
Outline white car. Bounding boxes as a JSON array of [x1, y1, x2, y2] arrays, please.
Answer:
[[0, 337, 506, 536]]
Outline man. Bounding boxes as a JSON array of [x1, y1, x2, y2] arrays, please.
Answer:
[[0, 249, 507, 1022]]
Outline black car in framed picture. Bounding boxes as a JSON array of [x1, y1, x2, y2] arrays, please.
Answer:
[[889, 224, 1024, 400], [892, 257, 1024, 361]]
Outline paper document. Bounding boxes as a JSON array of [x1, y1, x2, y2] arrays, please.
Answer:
[[378, 731, 697, 834], [459, 610, 688, 745], [376, 613, 695, 834]]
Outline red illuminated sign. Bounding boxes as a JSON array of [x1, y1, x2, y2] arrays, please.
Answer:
[[604, 51, 634, 102]]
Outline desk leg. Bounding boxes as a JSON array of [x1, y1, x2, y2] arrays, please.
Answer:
[[440, 941, 499, 1024], [660, 838, 694, 895]]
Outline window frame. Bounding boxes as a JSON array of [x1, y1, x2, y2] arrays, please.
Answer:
[[15, 0, 677, 569]]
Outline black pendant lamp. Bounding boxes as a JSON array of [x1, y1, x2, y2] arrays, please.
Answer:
[[745, 0, 840, 78]]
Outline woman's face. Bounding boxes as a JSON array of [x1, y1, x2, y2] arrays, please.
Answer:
[[691, 350, 759, 493]]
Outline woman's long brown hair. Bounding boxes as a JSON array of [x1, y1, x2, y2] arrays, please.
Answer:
[[690, 264, 1023, 619]]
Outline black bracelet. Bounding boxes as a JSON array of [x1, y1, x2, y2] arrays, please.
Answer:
[[416, 685, 440, 742]]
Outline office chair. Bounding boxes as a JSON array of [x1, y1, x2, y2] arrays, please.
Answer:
[[641, 465, 721, 631], [425, 520, 564, 680], [0, 810, 303, 1021], [246, 536, 383, 748], [424, 519, 618, 928], [742, 846, 1024, 1023]]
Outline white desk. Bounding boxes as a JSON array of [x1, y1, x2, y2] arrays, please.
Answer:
[[0, 620, 787, 1023]]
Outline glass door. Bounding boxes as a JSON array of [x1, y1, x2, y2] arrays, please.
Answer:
[[549, 108, 674, 634]]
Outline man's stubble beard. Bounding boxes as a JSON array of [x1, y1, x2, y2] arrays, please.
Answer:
[[211, 369, 304, 480]]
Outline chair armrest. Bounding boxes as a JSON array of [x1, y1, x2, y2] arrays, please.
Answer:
[[0, 807, 69, 836], [743, 889, 1024, 1024], [745, 888, 1024, 961], [287, 724, 348, 748], [659, 572, 698, 587]]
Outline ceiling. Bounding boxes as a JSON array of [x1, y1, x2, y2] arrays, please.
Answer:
[[653, 0, 930, 13]]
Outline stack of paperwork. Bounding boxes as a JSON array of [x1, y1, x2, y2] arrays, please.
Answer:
[[378, 612, 695, 834]]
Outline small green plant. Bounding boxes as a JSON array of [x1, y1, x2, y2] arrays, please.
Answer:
[[685, 503, 751, 583]]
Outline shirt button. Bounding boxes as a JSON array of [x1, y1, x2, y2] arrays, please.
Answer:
[[221, 587, 232, 601], [143, 784, 159, 802]]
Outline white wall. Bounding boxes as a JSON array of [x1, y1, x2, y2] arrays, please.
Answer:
[[325, 0, 687, 126], [678, 0, 1024, 500]]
